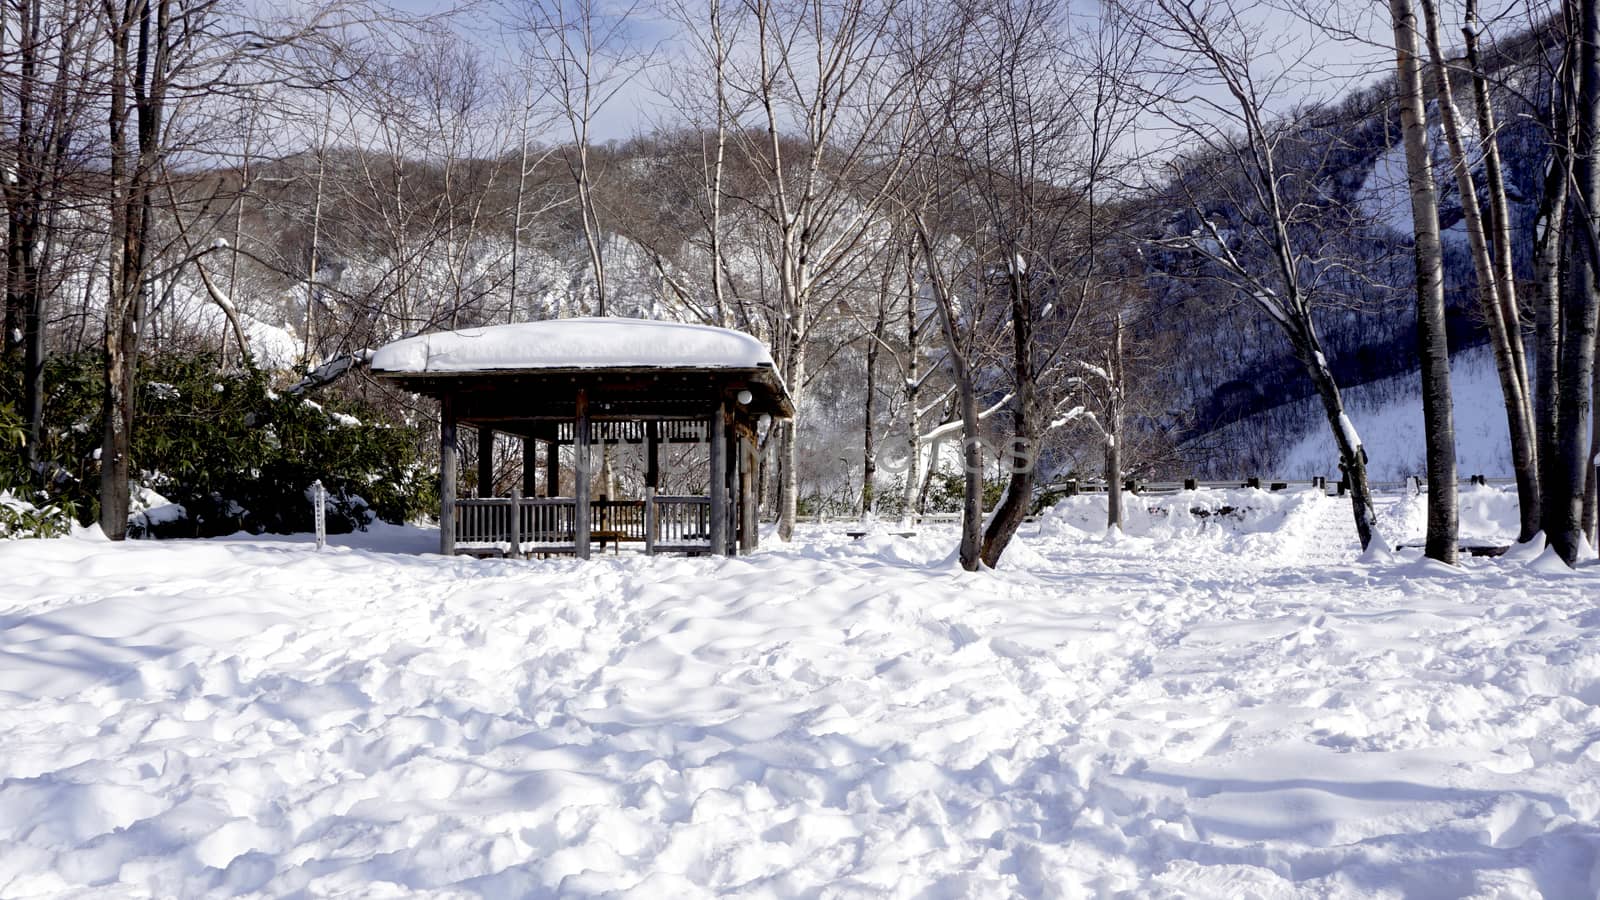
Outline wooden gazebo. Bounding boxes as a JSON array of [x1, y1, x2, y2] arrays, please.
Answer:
[[372, 318, 793, 558]]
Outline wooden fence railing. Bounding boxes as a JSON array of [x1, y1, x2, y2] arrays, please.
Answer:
[[792, 477, 1519, 526], [592, 499, 646, 548], [650, 496, 713, 552], [1042, 475, 1516, 497], [456, 496, 578, 553], [452, 495, 714, 556]]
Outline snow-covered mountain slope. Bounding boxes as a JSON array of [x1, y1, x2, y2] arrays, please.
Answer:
[[1, 495, 1595, 897], [1268, 343, 1514, 481]]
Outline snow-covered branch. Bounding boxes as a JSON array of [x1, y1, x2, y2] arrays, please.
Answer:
[[286, 351, 374, 396], [917, 392, 1014, 445], [916, 386, 956, 420]]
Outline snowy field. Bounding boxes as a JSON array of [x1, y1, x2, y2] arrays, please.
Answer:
[[1, 488, 1598, 898]]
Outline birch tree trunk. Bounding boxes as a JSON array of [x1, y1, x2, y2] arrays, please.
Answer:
[[1534, 51, 1572, 540], [1105, 314, 1125, 532], [1420, 0, 1540, 542], [509, 88, 530, 324], [901, 243, 921, 523], [861, 305, 885, 517], [304, 100, 328, 364], [1390, 0, 1459, 564], [1549, 0, 1600, 563], [707, 0, 729, 327]]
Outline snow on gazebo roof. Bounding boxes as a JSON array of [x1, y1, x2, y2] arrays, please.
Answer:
[[371, 317, 775, 375]]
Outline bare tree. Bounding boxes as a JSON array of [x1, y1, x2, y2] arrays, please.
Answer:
[[972, 2, 1148, 565], [1066, 312, 1129, 531], [912, 211, 985, 568], [95, 0, 361, 538], [506, 0, 653, 317], [723, 0, 917, 540], [1, 0, 100, 470], [655, 0, 748, 328], [1130, 0, 1393, 553]]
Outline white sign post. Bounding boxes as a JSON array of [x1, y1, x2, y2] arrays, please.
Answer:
[[311, 480, 327, 550]]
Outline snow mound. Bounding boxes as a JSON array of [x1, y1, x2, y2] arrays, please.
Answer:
[[1037, 486, 1335, 549], [1375, 483, 1521, 547]]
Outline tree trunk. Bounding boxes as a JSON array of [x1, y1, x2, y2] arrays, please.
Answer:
[[1587, 347, 1600, 543], [1303, 339, 1380, 551], [1548, 0, 1600, 564], [7, 0, 47, 470], [914, 215, 981, 570], [10, 202, 45, 470], [1534, 86, 1571, 547], [1105, 439, 1122, 531], [776, 319, 804, 540], [577, 151, 607, 316], [98, 1, 136, 540], [861, 311, 881, 517], [1105, 314, 1125, 532], [1391, 0, 1459, 564], [1421, 0, 1540, 542], [896, 237, 921, 523], [979, 254, 1036, 568], [1552, 247, 1598, 562], [707, 0, 730, 327], [509, 94, 529, 323], [981, 440, 1033, 568]]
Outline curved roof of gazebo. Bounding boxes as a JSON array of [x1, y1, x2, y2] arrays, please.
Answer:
[[372, 318, 776, 374], [373, 318, 793, 419]]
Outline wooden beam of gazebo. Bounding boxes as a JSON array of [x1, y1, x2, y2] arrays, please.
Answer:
[[372, 318, 793, 559]]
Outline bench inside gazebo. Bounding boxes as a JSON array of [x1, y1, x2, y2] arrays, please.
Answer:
[[372, 318, 793, 559]]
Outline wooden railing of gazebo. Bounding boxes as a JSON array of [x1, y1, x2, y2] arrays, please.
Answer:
[[453, 494, 713, 556]]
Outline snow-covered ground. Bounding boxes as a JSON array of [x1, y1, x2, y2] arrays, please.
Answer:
[[2, 489, 1598, 898]]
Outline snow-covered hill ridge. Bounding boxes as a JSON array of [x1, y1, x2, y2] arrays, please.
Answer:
[[1253, 343, 1514, 481], [1, 497, 1595, 897]]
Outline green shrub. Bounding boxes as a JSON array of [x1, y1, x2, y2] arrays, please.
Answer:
[[918, 472, 1006, 513], [129, 355, 432, 536], [2, 352, 433, 539], [0, 489, 73, 539], [0, 401, 73, 539]]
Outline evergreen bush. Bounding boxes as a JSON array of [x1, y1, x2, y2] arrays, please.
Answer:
[[2, 352, 434, 539]]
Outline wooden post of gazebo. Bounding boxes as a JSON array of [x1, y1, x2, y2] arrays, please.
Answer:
[[709, 401, 728, 556], [477, 426, 494, 497], [545, 438, 559, 497], [440, 395, 458, 556], [645, 421, 659, 555], [574, 388, 591, 559], [521, 437, 536, 496], [740, 429, 758, 552]]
